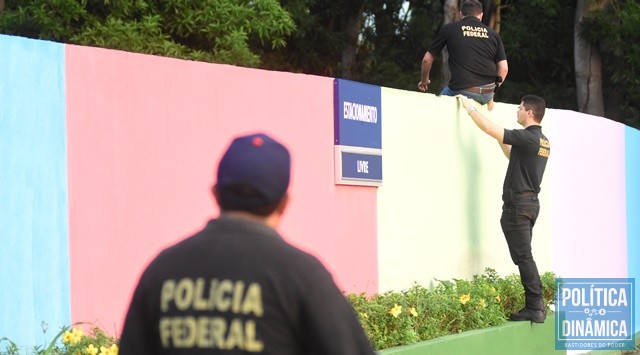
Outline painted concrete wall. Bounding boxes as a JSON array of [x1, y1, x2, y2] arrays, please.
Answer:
[[377, 93, 636, 331], [549, 111, 628, 278], [1, 34, 638, 346], [64, 44, 379, 334], [377, 89, 553, 291], [626, 127, 640, 333], [0, 36, 70, 346]]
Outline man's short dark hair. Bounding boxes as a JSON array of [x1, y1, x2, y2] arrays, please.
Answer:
[[522, 95, 547, 123], [216, 183, 281, 217], [461, 0, 483, 17]]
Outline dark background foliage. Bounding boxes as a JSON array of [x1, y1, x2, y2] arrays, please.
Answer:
[[0, 0, 638, 129]]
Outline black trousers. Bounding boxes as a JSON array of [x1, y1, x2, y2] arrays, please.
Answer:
[[500, 192, 544, 311]]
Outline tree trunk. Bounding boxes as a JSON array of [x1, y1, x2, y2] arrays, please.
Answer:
[[440, 0, 459, 88], [489, 0, 501, 33], [481, 0, 495, 28], [574, 0, 608, 116], [341, 0, 367, 79], [0, 0, 4, 12]]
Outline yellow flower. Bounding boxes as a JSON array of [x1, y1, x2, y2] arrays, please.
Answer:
[[408, 307, 418, 317], [359, 312, 368, 319], [64, 328, 84, 345], [387, 304, 402, 318], [98, 344, 118, 355], [86, 344, 99, 355], [478, 299, 486, 308], [495, 294, 501, 302], [62, 331, 73, 344], [459, 293, 471, 305]]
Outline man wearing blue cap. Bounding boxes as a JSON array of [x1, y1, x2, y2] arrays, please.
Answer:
[[119, 132, 376, 354]]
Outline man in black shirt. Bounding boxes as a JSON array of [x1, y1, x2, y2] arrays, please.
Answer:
[[119, 132, 377, 354], [419, 0, 508, 110], [457, 95, 550, 323]]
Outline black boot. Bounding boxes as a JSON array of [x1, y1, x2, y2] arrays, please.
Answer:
[[509, 307, 546, 323]]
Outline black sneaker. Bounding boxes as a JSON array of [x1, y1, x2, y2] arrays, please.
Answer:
[[509, 308, 546, 323]]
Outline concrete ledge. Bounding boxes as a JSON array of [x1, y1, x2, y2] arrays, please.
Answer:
[[379, 313, 560, 355]]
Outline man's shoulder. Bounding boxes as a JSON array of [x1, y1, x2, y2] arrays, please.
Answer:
[[203, 217, 326, 267], [442, 20, 466, 32], [458, 17, 502, 35], [142, 218, 329, 281], [505, 126, 546, 144], [525, 125, 544, 133], [459, 17, 484, 26]]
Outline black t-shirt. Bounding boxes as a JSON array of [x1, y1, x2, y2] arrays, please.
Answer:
[[502, 125, 550, 194], [428, 16, 507, 90], [119, 216, 376, 355]]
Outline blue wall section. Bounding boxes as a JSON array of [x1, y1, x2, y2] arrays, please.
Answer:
[[0, 35, 70, 348], [626, 126, 640, 334]]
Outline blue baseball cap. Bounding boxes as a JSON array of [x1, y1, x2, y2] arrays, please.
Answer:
[[216, 133, 291, 207]]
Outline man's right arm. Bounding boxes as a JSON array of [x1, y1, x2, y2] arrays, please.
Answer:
[[457, 95, 511, 159], [496, 59, 508, 86], [498, 140, 512, 159], [418, 51, 436, 92]]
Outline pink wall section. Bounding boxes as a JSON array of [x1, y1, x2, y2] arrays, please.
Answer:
[[65, 45, 378, 334], [549, 110, 628, 278]]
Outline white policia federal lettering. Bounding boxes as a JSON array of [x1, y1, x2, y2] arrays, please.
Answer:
[[538, 138, 550, 157], [460, 25, 489, 38], [159, 278, 264, 351]]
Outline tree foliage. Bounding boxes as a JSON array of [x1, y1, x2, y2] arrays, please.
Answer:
[[580, 0, 640, 128], [256, 0, 443, 91], [255, 0, 352, 76], [497, 0, 577, 111], [0, 0, 295, 67], [355, 0, 444, 91], [0, 0, 639, 129]]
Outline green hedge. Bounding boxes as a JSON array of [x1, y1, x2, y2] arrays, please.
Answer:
[[346, 268, 557, 351]]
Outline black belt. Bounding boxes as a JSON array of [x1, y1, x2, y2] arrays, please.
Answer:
[[462, 85, 495, 94], [502, 190, 537, 202], [514, 191, 537, 197]]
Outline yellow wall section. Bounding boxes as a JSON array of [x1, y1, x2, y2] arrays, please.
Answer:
[[377, 90, 553, 292]]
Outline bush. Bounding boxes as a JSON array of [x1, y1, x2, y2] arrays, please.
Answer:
[[1, 324, 118, 355], [1, 268, 556, 353], [346, 268, 557, 350]]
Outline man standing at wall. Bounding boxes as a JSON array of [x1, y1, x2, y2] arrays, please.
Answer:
[[457, 95, 550, 323], [119, 132, 377, 354], [419, 0, 508, 110]]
